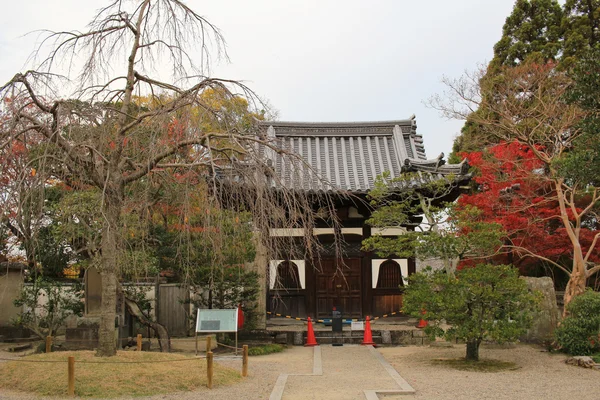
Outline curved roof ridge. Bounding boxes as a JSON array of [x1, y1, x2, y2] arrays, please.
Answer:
[[259, 119, 414, 127]]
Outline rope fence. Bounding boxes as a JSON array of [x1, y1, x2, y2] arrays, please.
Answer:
[[0, 343, 251, 396]]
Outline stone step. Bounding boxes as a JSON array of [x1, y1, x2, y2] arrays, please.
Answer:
[[273, 329, 431, 346]]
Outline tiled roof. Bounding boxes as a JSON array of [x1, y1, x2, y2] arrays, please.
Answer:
[[259, 118, 469, 193]]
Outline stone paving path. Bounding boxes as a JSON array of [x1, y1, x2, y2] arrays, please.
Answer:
[[270, 345, 414, 400]]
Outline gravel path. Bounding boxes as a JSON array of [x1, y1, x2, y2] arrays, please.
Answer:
[[379, 344, 600, 400]]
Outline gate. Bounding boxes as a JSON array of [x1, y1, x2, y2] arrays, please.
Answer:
[[157, 284, 190, 337]]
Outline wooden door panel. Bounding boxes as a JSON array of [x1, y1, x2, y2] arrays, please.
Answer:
[[315, 258, 362, 318]]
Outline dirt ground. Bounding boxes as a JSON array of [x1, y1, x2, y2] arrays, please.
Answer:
[[379, 344, 600, 400], [1, 343, 599, 399]]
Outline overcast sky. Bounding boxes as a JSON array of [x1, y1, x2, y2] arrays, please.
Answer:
[[0, 0, 519, 159]]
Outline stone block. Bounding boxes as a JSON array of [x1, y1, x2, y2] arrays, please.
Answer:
[[293, 331, 304, 346], [412, 329, 425, 338], [390, 330, 413, 345], [381, 330, 392, 345]]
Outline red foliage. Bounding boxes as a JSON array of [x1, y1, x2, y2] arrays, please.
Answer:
[[458, 141, 599, 272]]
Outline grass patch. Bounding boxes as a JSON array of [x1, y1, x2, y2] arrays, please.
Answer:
[[0, 351, 241, 397], [431, 358, 519, 372], [592, 353, 600, 363], [247, 344, 285, 356]]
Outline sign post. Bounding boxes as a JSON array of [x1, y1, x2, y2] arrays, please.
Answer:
[[332, 307, 343, 347], [195, 308, 239, 355]]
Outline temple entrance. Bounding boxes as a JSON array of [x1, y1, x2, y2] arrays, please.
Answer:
[[315, 258, 362, 319]]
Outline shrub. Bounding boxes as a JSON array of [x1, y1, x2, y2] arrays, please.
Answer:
[[403, 264, 539, 361], [554, 290, 600, 355], [247, 344, 285, 356], [13, 277, 84, 338]]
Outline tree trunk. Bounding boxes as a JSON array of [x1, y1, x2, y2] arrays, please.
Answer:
[[96, 198, 121, 357], [563, 254, 587, 316], [124, 297, 171, 352], [466, 339, 481, 361], [97, 268, 117, 356]]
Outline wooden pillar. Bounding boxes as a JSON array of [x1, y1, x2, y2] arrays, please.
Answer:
[[362, 223, 373, 317], [206, 351, 214, 389], [67, 356, 75, 396], [242, 345, 248, 377], [250, 233, 268, 329]]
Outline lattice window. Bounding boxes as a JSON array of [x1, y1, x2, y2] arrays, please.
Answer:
[[275, 261, 301, 289], [376, 260, 404, 289]]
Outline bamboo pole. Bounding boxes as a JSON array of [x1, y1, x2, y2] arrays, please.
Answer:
[[67, 356, 75, 396], [242, 345, 248, 377], [136, 334, 142, 351], [206, 351, 214, 389], [45, 336, 52, 353]]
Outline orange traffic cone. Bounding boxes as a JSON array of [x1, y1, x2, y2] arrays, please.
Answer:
[[416, 310, 428, 328], [361, 316, 376, 346], [305, 317, 318, 347]]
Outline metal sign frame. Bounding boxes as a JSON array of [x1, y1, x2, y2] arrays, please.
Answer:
[[194, 308, 239, 355]]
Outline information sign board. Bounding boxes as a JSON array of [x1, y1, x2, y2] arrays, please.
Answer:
[[351, 321, 365, 331], [195, 308, 238, 333]]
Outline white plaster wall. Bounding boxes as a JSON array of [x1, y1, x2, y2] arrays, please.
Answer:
[[269, 260, 305, 289]]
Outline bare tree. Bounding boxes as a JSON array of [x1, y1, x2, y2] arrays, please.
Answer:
[[0, 0, 337, 356], [429, 61, 599, 312]]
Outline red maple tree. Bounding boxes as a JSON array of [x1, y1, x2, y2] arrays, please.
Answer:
[[458, 141, 600, 285]]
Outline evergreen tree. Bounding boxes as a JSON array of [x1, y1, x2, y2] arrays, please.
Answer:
[[562, 0, 600, 64], [491, 0, 563, 68]]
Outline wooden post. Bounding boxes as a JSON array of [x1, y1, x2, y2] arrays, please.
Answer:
[[67, 356, 75, 396], [45, 336, 52, 353], [206, 335, 211, 353], [195, 330, 198, 356], [206, 351, 214, 389], [242, 345, 248, 377], [136, 334, 142, 351]]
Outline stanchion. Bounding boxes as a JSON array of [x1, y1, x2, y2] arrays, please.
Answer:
[[206, 351, 214, 389], [46, 336, 52, 353], [242, 345, 248, 377], [136, 334, 142, 351], [67, 356, 75, 396], [304, 317, 318, 347], [361, 316, 375, 346]]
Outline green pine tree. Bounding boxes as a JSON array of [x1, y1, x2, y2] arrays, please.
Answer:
[[491, 0, 563, 69]]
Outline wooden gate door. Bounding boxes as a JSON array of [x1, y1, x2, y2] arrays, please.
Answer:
[[315, 258, 362, 319], [157, 284, 190, 337]]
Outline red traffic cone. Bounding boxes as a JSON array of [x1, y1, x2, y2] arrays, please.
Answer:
[[361, 316, 376, 346], [305, 317, 318, 347], [416, 310, 428, 328]]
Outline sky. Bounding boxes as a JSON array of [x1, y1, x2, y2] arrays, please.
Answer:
[[0, 0, 519, 160]]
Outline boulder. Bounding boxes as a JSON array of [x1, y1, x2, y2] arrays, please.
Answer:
[[520, 277, 560, 344], [565, 356, 597, 369]]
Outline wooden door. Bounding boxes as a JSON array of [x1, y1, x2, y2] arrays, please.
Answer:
[[315, 258, 362, 319], [157, 284, 190, 337]]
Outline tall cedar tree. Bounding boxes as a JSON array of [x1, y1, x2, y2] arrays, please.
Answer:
[[451, 0, 599, 158]]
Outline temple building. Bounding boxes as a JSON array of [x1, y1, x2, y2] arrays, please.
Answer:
[[260, 117, 470, 320]]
